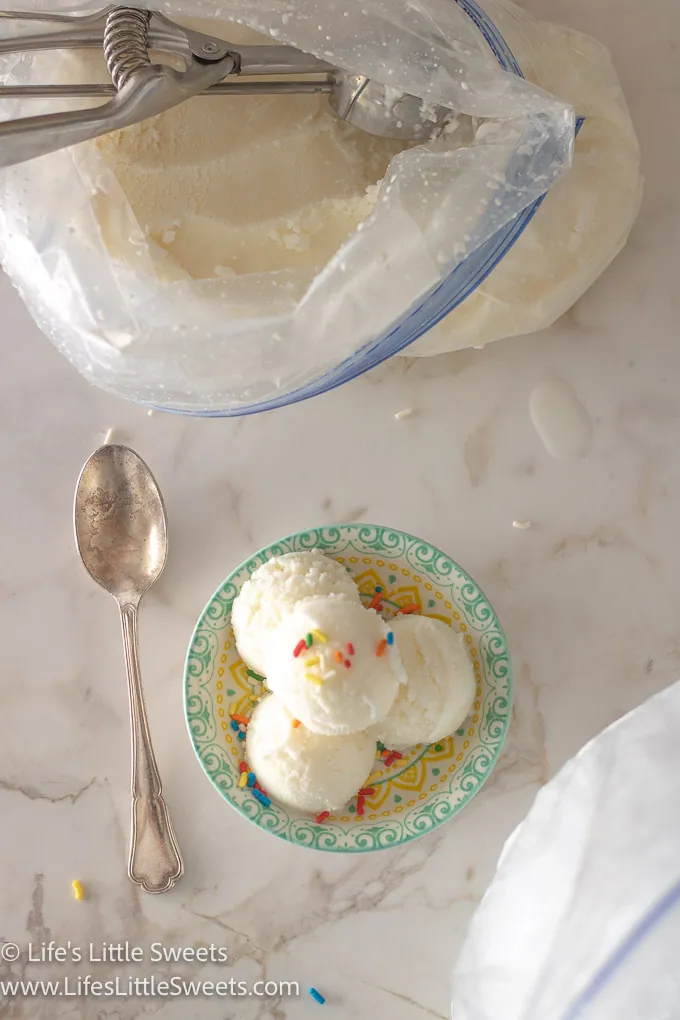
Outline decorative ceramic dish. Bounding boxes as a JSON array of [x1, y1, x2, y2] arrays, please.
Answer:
[[185, 524, 512, 852]]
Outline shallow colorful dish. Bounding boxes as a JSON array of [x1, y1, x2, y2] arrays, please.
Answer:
[[185, 524, 512, 852]]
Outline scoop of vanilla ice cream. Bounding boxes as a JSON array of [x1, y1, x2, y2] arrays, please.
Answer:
[[246, 695, 377, 812], [231, 551, 360, 675], [264, 597, 406, 735], [376, 615, 476, 749]]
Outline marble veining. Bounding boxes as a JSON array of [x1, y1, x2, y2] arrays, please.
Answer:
[[0, 0, 679, 1015]]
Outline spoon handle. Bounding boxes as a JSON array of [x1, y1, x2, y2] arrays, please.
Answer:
[[119, 603, 184, 894]]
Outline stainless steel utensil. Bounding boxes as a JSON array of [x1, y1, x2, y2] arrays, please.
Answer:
[[74, 443, 183, 895], [0, 6, 451, 167]]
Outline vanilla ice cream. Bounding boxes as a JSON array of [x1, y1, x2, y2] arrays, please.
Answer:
[[231, 551, 360, 675], [246, 694, 377, 812], [67, 22, 408, 282], [264, 597, 406, 735], [376, 615, 476, 749]]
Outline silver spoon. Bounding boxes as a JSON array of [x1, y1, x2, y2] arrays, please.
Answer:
[[74, 444, 183, 894]]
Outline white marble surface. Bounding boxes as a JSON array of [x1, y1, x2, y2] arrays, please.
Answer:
[[1, 1, 679, 1016]]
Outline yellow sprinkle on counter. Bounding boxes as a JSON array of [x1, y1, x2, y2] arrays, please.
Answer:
[[72, 880, 85, 901]]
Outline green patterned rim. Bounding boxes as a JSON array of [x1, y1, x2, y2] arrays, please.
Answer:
[[184, 524, 512, 852]]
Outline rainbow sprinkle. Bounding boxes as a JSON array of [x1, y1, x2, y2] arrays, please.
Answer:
[[315, 811, 330, 824], [306, 673, 324, 686], [293, 639, 306, 658], [312, 630, 328, 643], [333, 650, 344, 664], [346, 642, 355, 656], [309, 988, 326, 1005], [397, 604, 419, 615], [387, 631, 394, 645], [238, 760, 272, 809], [71, 880, 85, 901], [376, 638, 388, 657], [305, 656, 320, 667], [292, 719, 301, 728]]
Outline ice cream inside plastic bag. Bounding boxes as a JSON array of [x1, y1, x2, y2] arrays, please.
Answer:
[[0, 0, 578, 411], [0, 0, 640, 414], [70, 21, 407, 283], [451, 680, 680, 1020]]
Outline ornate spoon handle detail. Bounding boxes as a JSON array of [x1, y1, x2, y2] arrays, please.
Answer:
[[119, 602, 183, 894]]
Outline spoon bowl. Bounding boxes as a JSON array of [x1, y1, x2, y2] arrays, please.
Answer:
[[74, 444, 167, 604]]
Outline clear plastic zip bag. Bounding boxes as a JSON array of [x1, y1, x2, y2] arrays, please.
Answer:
[[0, 0, 577, 413]]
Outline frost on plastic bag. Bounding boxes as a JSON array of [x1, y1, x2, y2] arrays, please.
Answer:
[[451, 681, 680, 1020], [0, 0, 574, 411]]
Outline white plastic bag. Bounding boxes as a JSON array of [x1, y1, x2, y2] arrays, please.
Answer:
[[451, 681, 680, 1020], [0, 0, 574, 412]]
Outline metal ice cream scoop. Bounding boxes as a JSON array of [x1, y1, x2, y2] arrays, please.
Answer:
[[74, 443, 183, 894], [0, 6, 452, 167]]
